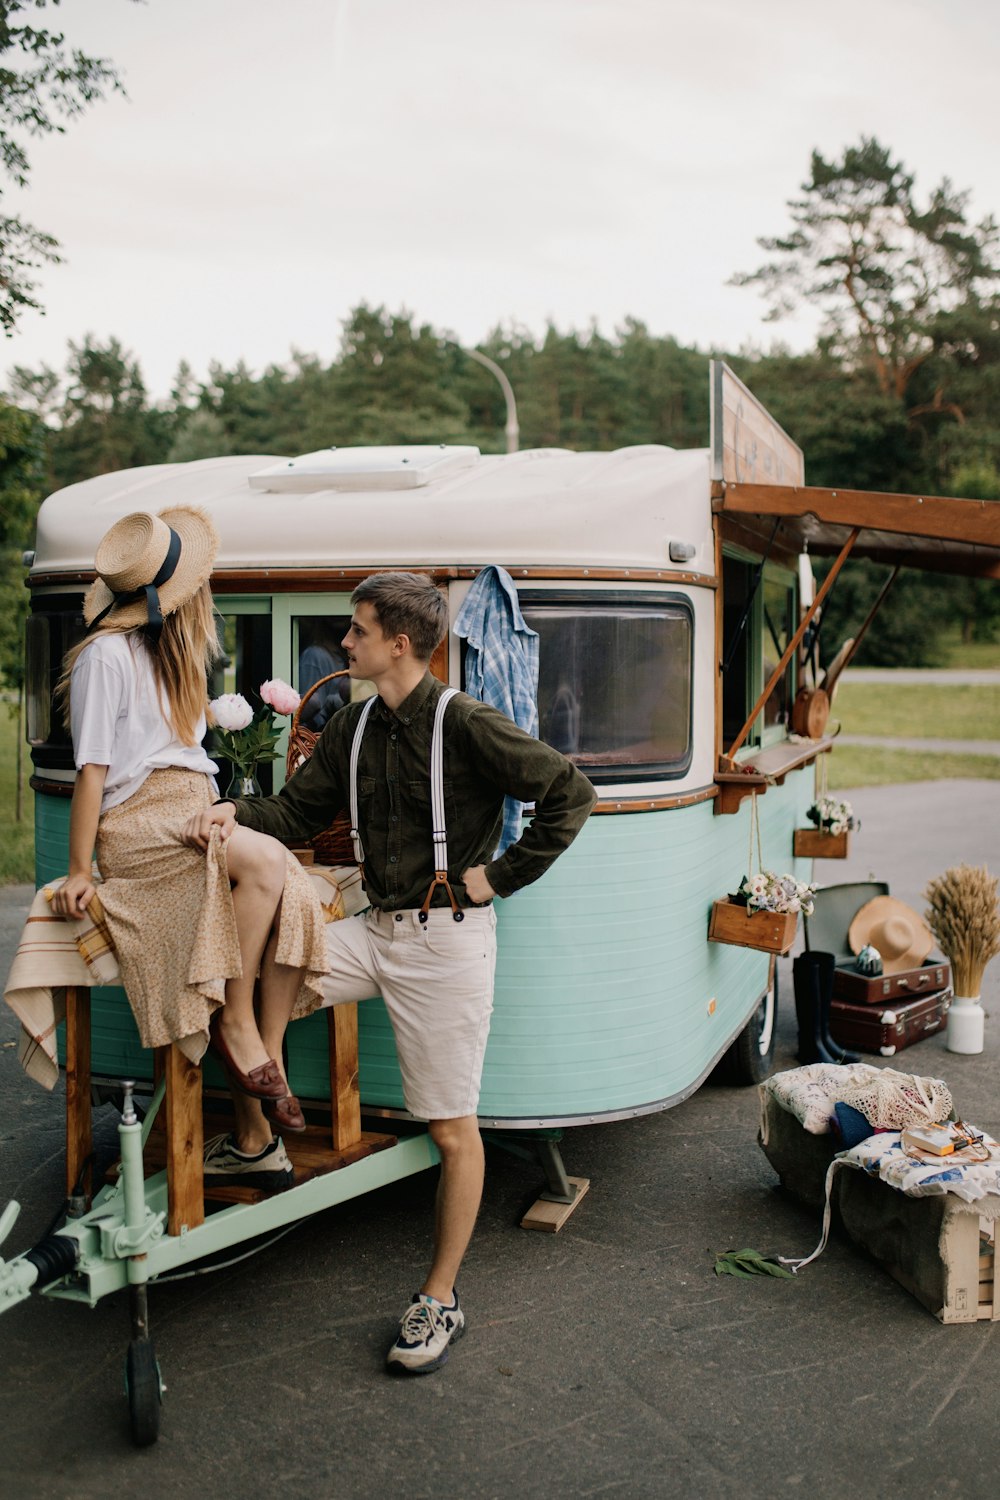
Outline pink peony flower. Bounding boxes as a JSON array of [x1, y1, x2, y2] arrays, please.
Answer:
[[259, 678, 301, 715], [210, 692, 254, 732]]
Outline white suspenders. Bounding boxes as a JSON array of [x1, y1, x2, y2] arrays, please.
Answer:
[[347, 687, 464, 921]]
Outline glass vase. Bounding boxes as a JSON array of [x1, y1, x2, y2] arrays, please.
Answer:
[[226, 772, 261, 799]]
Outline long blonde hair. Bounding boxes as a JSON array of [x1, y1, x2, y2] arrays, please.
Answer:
[[58, 581, 222, 746]]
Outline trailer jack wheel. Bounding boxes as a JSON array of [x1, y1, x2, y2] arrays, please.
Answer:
[[125, 1338, 163, 1447]]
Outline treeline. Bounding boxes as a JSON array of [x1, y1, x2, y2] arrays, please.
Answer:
[[4, 138, 1000, 682], [1, 302, 999, 685]]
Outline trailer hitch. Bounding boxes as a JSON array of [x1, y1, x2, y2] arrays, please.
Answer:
[[0, 1200, 79, 1315]]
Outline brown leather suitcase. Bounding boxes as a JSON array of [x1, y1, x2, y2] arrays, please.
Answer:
[[828, 990, 951, 1057], [832, 960, 951, 1005]]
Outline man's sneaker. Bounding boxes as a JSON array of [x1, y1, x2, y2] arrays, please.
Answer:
[[203, 1132, 294, 1193], [386, 1291, 465, 1374]]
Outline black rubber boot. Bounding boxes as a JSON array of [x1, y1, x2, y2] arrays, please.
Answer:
[[793, 952, 838, 1064], [813, 949, 860, 1064]]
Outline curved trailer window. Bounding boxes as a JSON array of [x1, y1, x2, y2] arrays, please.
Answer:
[[519, 594, 693, 783]]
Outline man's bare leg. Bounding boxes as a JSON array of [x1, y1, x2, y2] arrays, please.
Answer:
[[422, 1115, 484, 1304]]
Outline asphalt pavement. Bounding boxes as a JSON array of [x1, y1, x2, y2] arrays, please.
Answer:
[[2, 780, 1000, 1500]]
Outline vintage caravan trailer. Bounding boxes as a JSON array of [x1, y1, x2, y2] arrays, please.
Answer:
[[22, 365, 816, 1127], [6, 362, 1000, 1440]]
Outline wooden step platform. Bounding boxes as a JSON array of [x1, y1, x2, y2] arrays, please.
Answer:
[[131, 1116, 398, 1205]]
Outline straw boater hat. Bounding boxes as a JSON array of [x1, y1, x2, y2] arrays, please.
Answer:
[[848, 896, 935, 975], [83, 506, 218, 637]]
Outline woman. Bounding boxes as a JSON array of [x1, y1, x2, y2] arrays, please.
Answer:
[[52, 505, 327, 1156]]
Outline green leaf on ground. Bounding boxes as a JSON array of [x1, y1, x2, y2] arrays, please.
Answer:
[[714, 1248, 795, 1279]]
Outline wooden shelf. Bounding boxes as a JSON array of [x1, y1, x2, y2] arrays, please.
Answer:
[[715, 736, 835, 814]]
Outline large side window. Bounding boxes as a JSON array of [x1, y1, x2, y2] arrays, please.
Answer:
[[517, 592, 693, 783]]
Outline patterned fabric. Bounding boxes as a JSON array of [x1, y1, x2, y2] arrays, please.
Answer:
[[839, 1131, 1000, 1206], [93, 768, 329, 1058], [762, 1062, 886, 1136], [453, 565, 539, 855]]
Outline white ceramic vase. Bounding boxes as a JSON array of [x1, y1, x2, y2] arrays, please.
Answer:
[[946, 995, 985, 1055]]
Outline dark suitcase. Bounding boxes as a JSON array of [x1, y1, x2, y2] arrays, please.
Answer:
[[828, 989, 951, 1057], [832, 960, 951, 1005]]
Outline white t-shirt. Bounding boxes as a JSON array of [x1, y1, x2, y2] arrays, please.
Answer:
[[70, 632, 219, 812]]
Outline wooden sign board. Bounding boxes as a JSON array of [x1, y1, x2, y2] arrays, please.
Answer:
[[710, 360, 804, 488]]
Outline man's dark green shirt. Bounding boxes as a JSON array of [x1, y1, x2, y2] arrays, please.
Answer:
[[230, 672, 597, 910]]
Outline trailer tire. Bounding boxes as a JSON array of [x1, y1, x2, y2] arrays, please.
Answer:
[[125, 1338, 162, 1447], [716, 959, 778, 1086]]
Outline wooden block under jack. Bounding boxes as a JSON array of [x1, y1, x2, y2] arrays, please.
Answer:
[[521, 1176, 591, 1233]]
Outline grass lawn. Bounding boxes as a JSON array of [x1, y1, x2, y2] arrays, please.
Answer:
[[829, 745, 1000, 789], [938, 637, 1000, 670], [834, 681, 1000, 739], [0, 702, 34, 885]]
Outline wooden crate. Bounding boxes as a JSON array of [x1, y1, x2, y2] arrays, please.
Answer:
[[760, 1094, 1000, 1324], [837, 1172, 1000, 1324], [793, 828, 850, 858], [708, 897, 798, 955]]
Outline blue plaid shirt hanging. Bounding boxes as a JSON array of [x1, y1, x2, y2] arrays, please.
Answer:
[[453, 564, 539, 856]]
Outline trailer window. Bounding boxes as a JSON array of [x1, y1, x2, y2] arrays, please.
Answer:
[[519, 598, 692, 782], [292, 614, 354, 730], [25, 600, 86, 770], [210, 612, 275, 793]]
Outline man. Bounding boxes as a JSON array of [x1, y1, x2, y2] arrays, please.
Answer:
[[184, 571, 596, 1374]]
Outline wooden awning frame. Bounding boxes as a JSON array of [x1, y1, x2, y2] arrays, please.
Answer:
[[713, 480, 1000, 581]]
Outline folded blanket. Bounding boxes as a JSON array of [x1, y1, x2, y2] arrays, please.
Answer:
[[3, 880, 121, 1090]]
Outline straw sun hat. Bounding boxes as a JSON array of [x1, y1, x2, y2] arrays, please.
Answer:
[[83, 506, 219, 635], [848, 895, 935, 975]]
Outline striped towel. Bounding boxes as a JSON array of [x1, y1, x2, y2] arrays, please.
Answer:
[[3, 880, 122, 1090]]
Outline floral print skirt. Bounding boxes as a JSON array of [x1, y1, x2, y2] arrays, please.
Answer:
[[95, 768, 328, 1064]]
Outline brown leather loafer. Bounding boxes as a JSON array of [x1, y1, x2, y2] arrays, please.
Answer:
[[209, 1011, 286, 1100], [264, 1093, 307, 1133]]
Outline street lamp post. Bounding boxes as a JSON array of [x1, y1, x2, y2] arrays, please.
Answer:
[[463, 347, 520, 454]]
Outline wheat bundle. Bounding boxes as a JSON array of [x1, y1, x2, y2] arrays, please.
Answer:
[[923, 864, 1000, 998]]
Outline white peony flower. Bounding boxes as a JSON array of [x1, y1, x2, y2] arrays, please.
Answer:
[[211, 692, 254, 731]]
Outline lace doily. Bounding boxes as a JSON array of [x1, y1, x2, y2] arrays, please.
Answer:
[[836, 1067, 952, 1131]]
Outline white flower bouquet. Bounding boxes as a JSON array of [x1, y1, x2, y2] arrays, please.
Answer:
[[209, 678, 301, 788], [806, 796, 858, 836], [734, 870, 817, 918]]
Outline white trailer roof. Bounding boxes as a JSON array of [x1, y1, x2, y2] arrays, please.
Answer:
[[31, 444, 715, 578]]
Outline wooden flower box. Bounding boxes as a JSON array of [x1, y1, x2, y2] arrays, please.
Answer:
[[793, 828, 850, 859], [708, 897, 798, 955]]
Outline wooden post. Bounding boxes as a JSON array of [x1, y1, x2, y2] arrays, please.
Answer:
[[165, 1044, 204, 1234], [64, 987, 93, 1206], [327, 1003, 362, 1151]]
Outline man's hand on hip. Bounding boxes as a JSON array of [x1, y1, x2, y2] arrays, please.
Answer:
[[461, 864, 496, 905], [182, 802, 237, 850]]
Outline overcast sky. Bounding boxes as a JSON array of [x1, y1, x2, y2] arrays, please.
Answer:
[[5, 0, 1000, 399]]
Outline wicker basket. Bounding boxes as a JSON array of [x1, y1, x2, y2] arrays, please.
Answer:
[[286, 670, 356, 866]]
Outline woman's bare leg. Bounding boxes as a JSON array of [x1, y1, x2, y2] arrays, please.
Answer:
[[257, 911, 305, 1084], [217, 827, 287, 1076]]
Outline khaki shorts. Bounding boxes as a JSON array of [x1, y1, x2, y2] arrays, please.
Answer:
[[320, 906, 497, 1120]]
